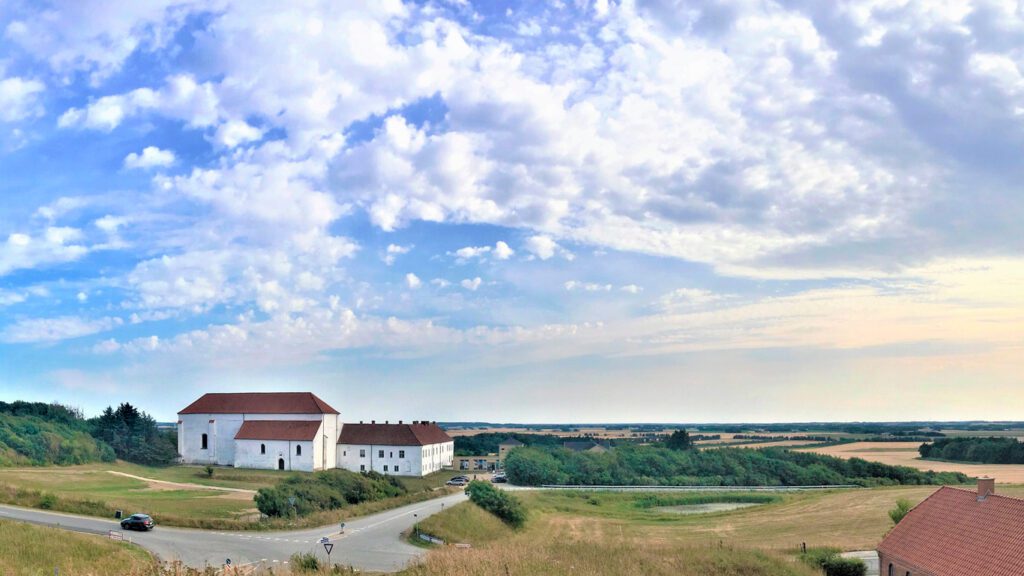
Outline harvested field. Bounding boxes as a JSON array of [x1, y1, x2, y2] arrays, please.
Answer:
[[797, 442, 1024, 482]]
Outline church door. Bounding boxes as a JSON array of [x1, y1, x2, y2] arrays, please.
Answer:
[[278, 458, 285, 470]]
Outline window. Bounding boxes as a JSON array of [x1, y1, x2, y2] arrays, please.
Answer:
[[378, 450, 384, 458], [389, 451, 393, 458], [343, 451, 347, 456], [360, 449, 365, 458], [201, 433, 208, 450], [261, 444, 266, 454], [888, 564, 893, 576], [360, 464, 365, 471], [384, 465, 389, 472], [296, 445, 302, 456], [399, 450, 405, 458]]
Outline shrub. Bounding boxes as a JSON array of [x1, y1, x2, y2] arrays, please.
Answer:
[[799, 546, 841, 569], [290, 552, 321, 571], [889, 498, 912, 524], [38, 493, 57, 510], [466, 480, 526, 528], [823, 556, 867, 576], [256, 469, 408, 517], [204, 465, 215, 478]]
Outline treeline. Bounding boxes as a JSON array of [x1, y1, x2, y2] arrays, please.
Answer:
[[504, 445, 969, 487], [732, 434, 834, 442], [0, 401, 177, 467], [919, 437, 1024, 464], [255, 469, 406, 517], [454, 432, 607, 456]]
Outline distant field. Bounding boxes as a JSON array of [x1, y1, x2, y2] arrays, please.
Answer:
[[797, 442, 1024, 482], [0, 517, 154, 576], [445, 426, 679, 439]]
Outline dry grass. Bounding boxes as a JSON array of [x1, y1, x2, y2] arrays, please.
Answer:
[[0, 518, 155, 576], [797, 442, 1024, 482]]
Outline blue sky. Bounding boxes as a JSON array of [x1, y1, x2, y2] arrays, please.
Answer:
[[2, 0, 1023, 422]]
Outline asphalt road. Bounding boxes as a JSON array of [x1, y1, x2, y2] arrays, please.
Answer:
[[0, 491, 468, 572]]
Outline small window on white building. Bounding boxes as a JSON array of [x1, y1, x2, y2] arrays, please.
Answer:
[[343, 451, 347, 456], [201, 433, 208, 450], [389, 451, 393, 458], [360, 449, 365, 458], [261, 444, 266, 454], [384, 465, 389, 472], [360, 464, 365, 471], [378, 449, 384, 458], [296, 445, 302, 456], [399, 450, 405, 458]]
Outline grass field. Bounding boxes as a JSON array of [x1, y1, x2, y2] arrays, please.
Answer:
[[0, 518, 155, 576], [0, 462, 456, 530], [797, 441, 1024, 482]]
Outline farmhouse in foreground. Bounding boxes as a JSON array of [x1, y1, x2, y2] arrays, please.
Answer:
[[877, 478, 1024, 576], [177, 392, 453, 476]]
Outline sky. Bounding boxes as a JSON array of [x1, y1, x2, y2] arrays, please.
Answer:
[[1, 0, 1023, 423]]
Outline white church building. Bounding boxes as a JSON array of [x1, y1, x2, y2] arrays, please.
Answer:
[[177, 392, 453, 476]]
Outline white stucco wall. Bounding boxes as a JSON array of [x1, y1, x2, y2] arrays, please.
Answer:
[[177, 412, 330, 467], [336, 440, 454, 477], [234, 439, 314, 471]]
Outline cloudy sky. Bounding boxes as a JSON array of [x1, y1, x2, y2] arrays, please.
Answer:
[[1, 0, 1023, 423]]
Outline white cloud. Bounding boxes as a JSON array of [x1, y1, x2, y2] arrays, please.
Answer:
[[620, 284, 643, 294], [59, 74, 219, 131], [213, 119, 264, 148], [0, 291, 26, 306], [1, 316, 122, 343], [124, 146, 176, 169], [454, 245, 490, 261], [0, 76, 44, 122], [431, 278, 451, 288], [0, 227, 89, 276], [523, 235, 572, 261], [405, 272, 422, 289], [493, 240, 514, 260], [460, 277, 482, 291], [383, 244, 412, 266], [564, 280, 612, 292], [76, 291, 88, 302]]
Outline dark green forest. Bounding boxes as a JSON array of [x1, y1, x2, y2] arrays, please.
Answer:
[[919, 437, 1024, 464], [0, 401, 177, 466], [454, 432, 604, 456], [504, 444, 969, 487]]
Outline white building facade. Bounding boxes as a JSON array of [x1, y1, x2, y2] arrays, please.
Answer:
[[177, 393, 453, 476], [336, 421, 454, 477], [177, 392, 339, 471]]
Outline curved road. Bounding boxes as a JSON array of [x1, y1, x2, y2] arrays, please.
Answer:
[[0, 491, 468, 572]]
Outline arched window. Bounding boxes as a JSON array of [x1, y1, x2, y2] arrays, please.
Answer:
[[296, 444, 302, 456], [260, 444, 266, 454], [201, 433, 208, 450], [888, 564, 893, 576]]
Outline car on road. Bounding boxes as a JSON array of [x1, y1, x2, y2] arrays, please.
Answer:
[[120, 513, 155, 531], [446, 478, 468, 486], [491, 474, 508, 483]]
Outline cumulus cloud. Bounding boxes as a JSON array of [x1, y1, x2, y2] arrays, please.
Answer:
[[383, 244, 412, 266], [0, 228, 89, 277], [524, 235, 572, 261], [59, 74, 219, 130], [564, 281, 612, 292], [460, 277, 482, 291], [124, 146, 175, 169], [0, 76, 45, 122], [405, 272, 422, 289], [212, 119, 264, 148], [493, 241, 514, 260]]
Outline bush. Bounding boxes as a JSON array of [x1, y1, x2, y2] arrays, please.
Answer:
[[466, 480, 526, 528], [823, 556, 867, 576], [38, 493, 57, 510], [889, 498, 912, 524], [255, 469, 408, 517], [204, 465, 215, 478], [290, 552, 321, 571], [799, 546, 841, 569]]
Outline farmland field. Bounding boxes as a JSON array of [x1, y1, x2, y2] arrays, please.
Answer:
[[797, 442, 1024, 482], [0, 517, 154, 576]]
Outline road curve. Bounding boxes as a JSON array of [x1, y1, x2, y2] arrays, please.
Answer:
[[0, 491, 468, 572]]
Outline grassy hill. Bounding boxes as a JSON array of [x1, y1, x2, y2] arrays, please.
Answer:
[[0, 518, 153, 575], [0, 402, 114, 466]]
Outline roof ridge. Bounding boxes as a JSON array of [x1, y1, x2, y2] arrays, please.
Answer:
[[945, 484, 1024, 504]]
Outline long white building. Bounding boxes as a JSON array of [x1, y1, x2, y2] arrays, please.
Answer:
[[177, 392, 453, 476]]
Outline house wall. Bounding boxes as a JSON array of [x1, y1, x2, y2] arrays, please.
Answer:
[[234, 439, 315, 471], [877, 552, 934, 576], [336, 441, 454, 476], [177, 412, 325, 467]]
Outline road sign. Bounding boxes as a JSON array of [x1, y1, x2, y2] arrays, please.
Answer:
[[323, 542, 334, 556], [288, 496, 296, 506], [320, 537, 329, 544]]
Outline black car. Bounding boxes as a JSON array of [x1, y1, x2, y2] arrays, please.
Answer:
[[491, 475, 508, 483], [120, 513, 155, 531]]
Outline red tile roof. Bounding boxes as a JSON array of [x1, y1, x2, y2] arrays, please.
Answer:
[[179, 392, 339, 415], [878, 486, 1024, 576], [235, 420, 323, 441], [337, 422, 453, 446]]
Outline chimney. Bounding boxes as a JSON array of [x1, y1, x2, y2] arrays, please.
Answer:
[[385, 420, 389, 424], [371, 420, 376, 424], [978, 477, 996, 501], [359, 420, 363, 424], [399, 420, 403, 424]]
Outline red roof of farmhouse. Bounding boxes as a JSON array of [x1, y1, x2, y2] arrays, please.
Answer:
[[337, 422, 453, 446], [179, 392, 339, 415], [877, 486, 1024, 576], [234, 420, 323, 441]]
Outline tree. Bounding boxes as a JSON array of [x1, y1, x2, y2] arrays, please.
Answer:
[[665, 429, 693, 451], [89, 403, 178, 466], [889, 498, 912, 525]]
